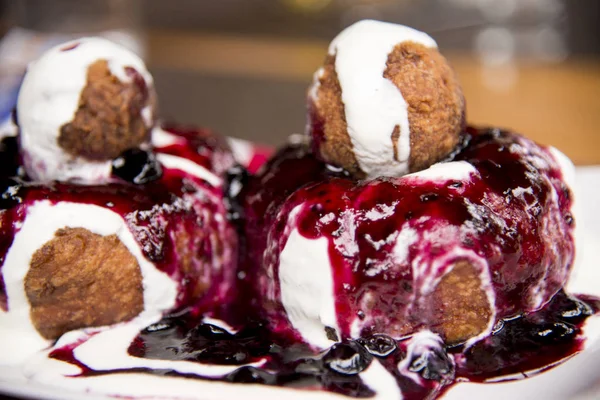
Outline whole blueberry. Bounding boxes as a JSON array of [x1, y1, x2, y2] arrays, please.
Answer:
[[408, 346, 454, 381], [323, 342, 372, 375], [359, 334, 398, 358], [142, 318, 183, 335], [224, 164, 249, 223], [112, 149, 162, 184]]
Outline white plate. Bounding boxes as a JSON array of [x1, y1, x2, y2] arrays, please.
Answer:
[[1, 166, 599, 400]]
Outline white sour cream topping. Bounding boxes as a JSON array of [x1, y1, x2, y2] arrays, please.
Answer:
[[405, 160, 478, 182], [279, 210, 340, 349], [151, 126, 186, 148], [18, 316, 401, 400], [227, 137, 254, 168]]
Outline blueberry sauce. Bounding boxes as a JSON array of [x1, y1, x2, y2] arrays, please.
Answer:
[[156, 123, 235, 177], [0, 124, 237, 312], [245, 145, 272, 175], [52, 314, 375, 398], [0, 178, 23, 210], [358, 334, 399, 358], [48, 290, 598, 399], [455, 290, 599, 382], [243, 127, 576, 345], [112, 148, 162, 184], [223, 164, 249, 227], [3, 125, 598, 399]]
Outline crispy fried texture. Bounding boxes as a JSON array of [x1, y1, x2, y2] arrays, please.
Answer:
[[363, 260, 491, 344], [384, 42, 465, 172], [59, 60, 154, 161], [309, 43, 464, 177], [24, 227, 144, 339], [428, 260, 492, 344], [309, 55, 363, 177]]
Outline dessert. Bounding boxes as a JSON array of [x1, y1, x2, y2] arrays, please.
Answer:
[[243, 127, 575, 349], [307, 20, 465, 178], [0, 39, 238, 363], [0, 19, 599, 400], [244, 19, 576, 350], [17, 37, 157, 184]]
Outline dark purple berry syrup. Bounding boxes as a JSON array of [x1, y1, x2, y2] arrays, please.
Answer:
[[242, 127, 576, 344], [0, 124, 238, 312], [44, 127, 599, 399], [455, 291, 599, 382], [112, 148, 162, 184], [48, 290, 598, 400]]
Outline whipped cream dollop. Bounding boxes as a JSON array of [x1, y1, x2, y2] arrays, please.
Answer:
[[17, 37, 154, 184]]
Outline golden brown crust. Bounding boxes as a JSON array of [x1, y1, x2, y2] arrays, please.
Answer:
[[391, 125, 401, 162], [386, 315, 419, 340], [427, 260, 492, 344], [58, 60, 155, 161], [24, 227, 144, 339], [384, 42, 465, 172], [364, 260, 491, 344], [309, 42, 464, 177], [311, 55, 363, 177]]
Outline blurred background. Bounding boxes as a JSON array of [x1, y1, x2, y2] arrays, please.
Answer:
[[0, 0, 598, 164]]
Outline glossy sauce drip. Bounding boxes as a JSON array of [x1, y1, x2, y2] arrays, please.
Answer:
[[156, 123, 234, 176], [49, 291, 598, 399], [0, 125, 237, 311], [3, 125, 595, 399], [242, 127, 574, 343], [455, 291, 598, 381]]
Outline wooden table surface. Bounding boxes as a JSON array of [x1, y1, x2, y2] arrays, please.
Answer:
[[147, 30, 600, 166]]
